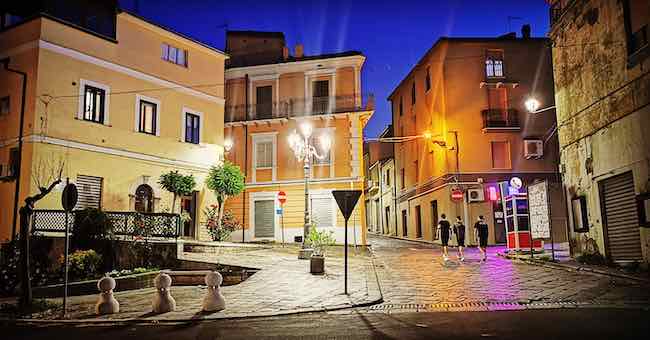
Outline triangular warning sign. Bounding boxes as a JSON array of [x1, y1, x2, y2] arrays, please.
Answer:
[[332, 190, 362, 221]]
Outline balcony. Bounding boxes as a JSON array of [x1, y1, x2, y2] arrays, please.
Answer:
[[225, 94, 375, 123], [481, 109, 520, 132], [365, 179, 379, 194]]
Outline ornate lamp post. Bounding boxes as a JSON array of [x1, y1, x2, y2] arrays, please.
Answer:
[[288, 122, 331, 259]]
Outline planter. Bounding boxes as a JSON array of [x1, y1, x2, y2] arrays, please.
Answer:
[[310, 255, 325, 274]]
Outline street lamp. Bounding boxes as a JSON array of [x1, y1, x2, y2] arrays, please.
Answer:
[[288, 122, 331, 259], [525, 97, 555, 114]]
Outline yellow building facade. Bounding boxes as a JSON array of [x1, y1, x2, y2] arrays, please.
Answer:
[[0, 10, 228, 242], [223, 31, 373, 245]]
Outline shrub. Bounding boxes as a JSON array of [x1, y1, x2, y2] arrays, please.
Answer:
[[204, 206, 242, 241], [0, 238, 52, 296], [71, 208, 114, 271], [59, 249, 102, 281], [307, 227, 336, 257], [576, 252, 606, 265]]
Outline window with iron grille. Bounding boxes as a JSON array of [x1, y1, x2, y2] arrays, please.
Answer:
[[185, 112, 200, 144], [139, 100, 158, 135], [83, 85, 105, 123]]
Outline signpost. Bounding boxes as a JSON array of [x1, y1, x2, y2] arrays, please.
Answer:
[[528, 180, 554, 260], [61, 178, 77, 317], [278, 191, 286, 246], [332, 190, 362, 295]]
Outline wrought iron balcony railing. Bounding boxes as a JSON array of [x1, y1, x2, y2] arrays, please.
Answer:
[[481, 109, 520, 129], [225, 94, 375, 123]]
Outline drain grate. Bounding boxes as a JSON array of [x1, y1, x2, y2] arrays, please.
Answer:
[[368, 301, 585, 311]]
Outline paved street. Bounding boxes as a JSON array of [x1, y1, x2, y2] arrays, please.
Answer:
[[3, 309, 649, 339], [367, 235, 650, 309]]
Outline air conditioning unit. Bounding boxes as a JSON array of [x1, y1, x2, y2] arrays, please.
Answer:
[[467, 188, 485, 203], [524, 139, 544, 159]]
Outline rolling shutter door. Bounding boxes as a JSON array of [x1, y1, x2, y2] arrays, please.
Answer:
[[76, 175, 103, 209], [254, 200, 275, 238], [601, 172, 642, 261]]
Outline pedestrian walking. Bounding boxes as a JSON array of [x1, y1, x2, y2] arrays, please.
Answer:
[[474, 215, 489, 262], [438, 214, 451, 262], [453, 216, 465, 261]]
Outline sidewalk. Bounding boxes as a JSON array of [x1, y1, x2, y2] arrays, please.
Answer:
[[2, 244, 382, 323]]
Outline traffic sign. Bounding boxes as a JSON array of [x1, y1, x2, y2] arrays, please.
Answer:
[[451, 188, 464, 202], [276, 208, 283, 215], [278, 191, 287, 205], [61, 183, 78, 212]]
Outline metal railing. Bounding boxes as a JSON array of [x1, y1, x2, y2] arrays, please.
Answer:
[[31, 209, 181, 239], [225, 94, 375, 123], [481, 109, 520, 129]]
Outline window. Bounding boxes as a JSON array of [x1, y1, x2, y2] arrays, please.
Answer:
[[185, 112, 200, 144], [571, 196, 589, 232], [486, 50, 504, 78], [430, 200, 439, 240], [311, 196, 334, 228], [83, 85, 105, 123], [8, 147, 18, 178], [401, 210, 408, 237], [491, 141, 511, 169], [77, 175, 103, 209], [623, 0, 649, 58], [425, 67, 431, 92], [256, 86, 273, 119], [255, 141, 273, 168], [385, 169, 391, 186], [400, 168, 405, 189], [1, 13, 24, 29], [414, 160, 419, 183], [411, 82, 416, 104], [415, 205, 422, 238], [399, 96, 403, 116], [312, 133, 332, 165], [385, 206, 391, 233], [134, 184, 153, 213], [0, 96, 9, 116], [137, 96, 159, 135], [313, 80, 329, 113], [162, 43, 188, 67]]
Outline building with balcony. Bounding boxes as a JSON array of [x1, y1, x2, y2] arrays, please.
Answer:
[[0, 1, 228, 242], [222, 31, 374, 244], [388, 27, 567, 246], [363, 125, 396, 236], [548, 0, 650, 263]]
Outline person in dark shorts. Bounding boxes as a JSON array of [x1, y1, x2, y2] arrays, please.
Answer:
[[453, 216, 466, 261], [474, 215, 489, 262], [438, 214, 451, 261]]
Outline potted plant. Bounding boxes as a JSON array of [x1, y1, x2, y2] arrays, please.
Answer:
[[307, 226, 335, 275]]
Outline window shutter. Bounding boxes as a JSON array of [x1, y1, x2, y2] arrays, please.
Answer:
[[254, 200, 275, 238], [311, 197, 334, 228], [76, 175, 103, 209]]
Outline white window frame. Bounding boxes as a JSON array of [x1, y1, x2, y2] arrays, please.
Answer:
[[251, 132, 277, 183], [134, 94, 161, 137], [304, 68, 336, 114], [77, 79, 110, 125], [249, 191, 280, 241], [311, 127, 335, 178], [180, 107, 203, 145]]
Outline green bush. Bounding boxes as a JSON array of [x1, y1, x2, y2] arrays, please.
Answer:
[[204, 207, 242, 241], [307, 227, 336, 257], [71, 208, 114, 271], [59, 249, 102, 281], [0, 238, 53, 297]]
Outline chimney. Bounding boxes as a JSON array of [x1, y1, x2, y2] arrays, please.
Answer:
[[521, 24, 531, 39], [282, 46, 289, 60], [294, 44, 304, 58]]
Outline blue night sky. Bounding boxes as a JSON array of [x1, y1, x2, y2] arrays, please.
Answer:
[[119, 0, 550, 138]]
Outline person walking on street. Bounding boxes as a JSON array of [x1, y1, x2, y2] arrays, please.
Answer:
[[474, 215, 489, 262], [453, 216, 466, 261], [439, 214, 451, 262]]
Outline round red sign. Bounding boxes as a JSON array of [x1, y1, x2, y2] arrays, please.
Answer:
[[277, 191, 287, 205], [451, 189, 464, 202]]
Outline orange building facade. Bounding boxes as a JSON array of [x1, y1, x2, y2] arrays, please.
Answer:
[[389, 29, 568, 246], [223, 32, 373, 245]]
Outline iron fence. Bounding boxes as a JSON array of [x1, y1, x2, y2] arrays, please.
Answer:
[[31, 209, 181, 239]]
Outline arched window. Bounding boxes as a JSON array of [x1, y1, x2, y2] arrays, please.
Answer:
[[134, 184, 154, 213]]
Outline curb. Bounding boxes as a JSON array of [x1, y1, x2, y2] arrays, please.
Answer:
[[497, 252, 650, 284]]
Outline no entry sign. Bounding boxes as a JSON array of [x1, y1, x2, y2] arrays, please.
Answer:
[[451, 189, 464, 202], [277, 191, 287, 205]]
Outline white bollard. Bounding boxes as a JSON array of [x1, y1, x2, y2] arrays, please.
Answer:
[[202, 271, 225, 312], [152, 272, 176, 313], [96, 276, 119, 315]]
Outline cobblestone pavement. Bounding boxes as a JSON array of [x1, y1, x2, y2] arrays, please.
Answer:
[[367, 235, 650, 309], [38, 245, 380, 321]]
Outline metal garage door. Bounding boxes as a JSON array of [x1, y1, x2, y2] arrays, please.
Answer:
[[254, 200, 275, 238], [600, 172, 642, 261]]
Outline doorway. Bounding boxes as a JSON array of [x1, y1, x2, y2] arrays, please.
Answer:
[[415, 205, 422, 238], [180, 191, 198, 238], [599, 171, 642, 261], [401, 209, 408, 237], [430, 200, 439, 240]]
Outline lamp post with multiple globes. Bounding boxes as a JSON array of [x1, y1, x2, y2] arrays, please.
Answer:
[[288, 122, 331, 259]]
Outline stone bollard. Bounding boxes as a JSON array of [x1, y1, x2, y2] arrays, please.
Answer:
[[96, 276, 119, 315], [202, 271, 225, 312], [152, 272, 176, 313]]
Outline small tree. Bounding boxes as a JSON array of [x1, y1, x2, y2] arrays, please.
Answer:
[[158, 170, 196, 213], [205, 161, 245, 230]]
